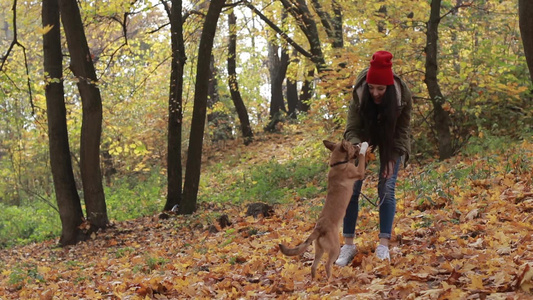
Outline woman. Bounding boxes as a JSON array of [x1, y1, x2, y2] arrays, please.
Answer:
[[336, 50, 412, 265]]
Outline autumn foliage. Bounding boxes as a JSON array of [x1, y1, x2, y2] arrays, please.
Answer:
[[0, 131, 532, 299]]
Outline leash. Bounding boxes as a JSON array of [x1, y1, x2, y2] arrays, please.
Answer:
[[330, 148, 390, 208], [361, 179, 388, 208]]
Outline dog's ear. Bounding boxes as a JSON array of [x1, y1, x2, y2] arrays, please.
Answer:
[[323, 140, 336, 151]]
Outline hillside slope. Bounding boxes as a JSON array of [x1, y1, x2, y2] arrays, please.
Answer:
[[1, 130, 532, 299]]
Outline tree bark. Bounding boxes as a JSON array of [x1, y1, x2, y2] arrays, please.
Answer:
[[59, 0, 109, 227], [228, 9, 253, 145], [279, 0, 327, 73], [43, 0, 86, 246], [310, 0, 343, 48], [207, 54, 233, 142], [207, 55, 219, 111], [519, 0, 533, 83], [267, 41, 289, 120], [181, 0, 225, 214], [424, 0, 454, 160], [244, 1, 312, 59], [300, 68, 314, 112], [265, 10, 289, 131], [286, 75, 298, 119], [164, 0, 186, 212]]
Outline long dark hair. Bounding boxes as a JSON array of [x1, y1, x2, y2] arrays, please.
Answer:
[[359, 83, 398, 172]]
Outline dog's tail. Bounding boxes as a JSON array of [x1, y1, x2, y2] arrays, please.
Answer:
[[279, 228, 320, 256]]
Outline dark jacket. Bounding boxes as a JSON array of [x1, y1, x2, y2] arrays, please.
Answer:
[[343, 68, 412, 165]]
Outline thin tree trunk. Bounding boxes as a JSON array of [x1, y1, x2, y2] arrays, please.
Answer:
[[424, 0, 453, 160], [207, 55, 219, 111], [181, 0, 225, 214], [43, 0, 86, 246], [267, 9, 290, 122], [267, 41, 289, 120], [228, 9, 253, 145], [519, 0, 533, 83], [286, 75, 298, 119], [279, 0, 327, 73], [208, 54, 233, 142], [59, 0, 108, 227], [164, 0, 186, 212], [310, 0, 343, 48], [286, 49, 302, 117], [300, 68, 314, 112], [376, 0, 387, 34], [331, 1, 343, 48]]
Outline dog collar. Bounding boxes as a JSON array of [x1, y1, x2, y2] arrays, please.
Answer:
[[330, 160, 349, 167]]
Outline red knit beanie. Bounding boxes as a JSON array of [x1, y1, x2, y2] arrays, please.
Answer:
[[366, 51, 394, 86]]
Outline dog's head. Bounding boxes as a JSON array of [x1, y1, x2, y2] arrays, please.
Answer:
[[323, 140, 358, 163]]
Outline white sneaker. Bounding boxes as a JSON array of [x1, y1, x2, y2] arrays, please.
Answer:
[[375, 244, 390, 261], [335, 244, 356, 266]]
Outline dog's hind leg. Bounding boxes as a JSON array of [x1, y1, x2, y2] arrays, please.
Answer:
[[325, 246, 339, 280], [311, 243, 324, 279], [324, 234, 340, 280]]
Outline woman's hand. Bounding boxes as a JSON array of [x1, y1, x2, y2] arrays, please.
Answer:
[[382, 160, 395, 179]]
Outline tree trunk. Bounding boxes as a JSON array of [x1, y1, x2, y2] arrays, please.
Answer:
[[267, 9, 290, 123], [300, 68, 314, 112], [207, 55, 219, 111], [267, 41, 289, 120], [286, 49, 302, 117], [279, 0, 327, 73], [181, 0, 225, 214], [310, 0, 343, 48], [424, 0, 454, 160], [519, 0, 533, 83], [59, 0, 108, 228], [164, 0, 186, 212], [43, 0, 86, 246], [331, 0, 343, 48], [376, 1, 387, 34], [286, 75, 298, 119], [208, 54, 233, 142], [228, 9, 253, 145]]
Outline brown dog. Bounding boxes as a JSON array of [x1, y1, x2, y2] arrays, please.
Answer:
[[279, 139, 369, 280]]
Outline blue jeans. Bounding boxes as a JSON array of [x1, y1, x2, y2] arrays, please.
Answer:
[[342, 156, 401, 239]]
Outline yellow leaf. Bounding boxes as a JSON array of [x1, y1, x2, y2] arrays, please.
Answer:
[[37, 266, 51, 274], [38, 24, 54, 35], [519, 263, 533, 293], [468, 274, 484, 289]]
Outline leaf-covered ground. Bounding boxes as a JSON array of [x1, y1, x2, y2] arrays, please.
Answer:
[[1, 132, 532, 299]]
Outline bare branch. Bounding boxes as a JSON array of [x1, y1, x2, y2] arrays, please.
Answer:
[[148, 4, 204, 35], [440, 2, 473, 20], [1, 0, 34, 115], [243, 0, 312, 59]]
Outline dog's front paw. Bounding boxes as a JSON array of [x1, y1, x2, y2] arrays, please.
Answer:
[[359, 142, 369, 154]]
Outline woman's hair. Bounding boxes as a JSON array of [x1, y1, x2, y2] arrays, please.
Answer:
[[359, 83, 398, 171]]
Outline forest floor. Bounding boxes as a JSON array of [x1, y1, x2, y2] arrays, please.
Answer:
[[0, 128, 532, 299]]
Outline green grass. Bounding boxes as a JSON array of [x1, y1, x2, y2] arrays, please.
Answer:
[[0, 203, 60, 248], [7, 263, 45, 289], [198, 157, 328, 205], [105, 170, 165, 221], [0, 132, 530, 249], [0, 170, 166, 249]]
